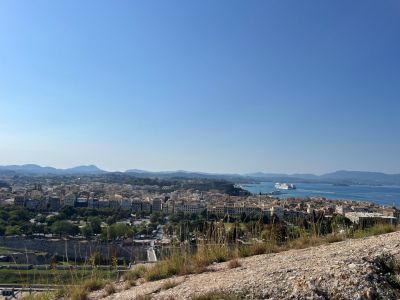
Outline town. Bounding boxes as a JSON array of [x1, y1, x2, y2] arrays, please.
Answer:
[[0, 173, 399, 297], [0, 174, 397, 242]]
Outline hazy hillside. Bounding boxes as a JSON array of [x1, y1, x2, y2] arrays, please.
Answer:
[[0, 165, 399, 185], [0, 164, 105, 175], [321, 170, 400, 185]]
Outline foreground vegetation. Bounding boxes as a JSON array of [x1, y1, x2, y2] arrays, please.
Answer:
[[21, 277, 111, 300], [0, 268, 117, 285], [17, 223, 397, 300], [127, 223, 397, 282]]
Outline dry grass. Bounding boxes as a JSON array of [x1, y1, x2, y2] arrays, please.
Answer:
[[228, 258, 242, 269], [123, 265, 148, 286], [126, 278, 137, 288], [144, 245, 233, 281], [63, 277, 107, 300], [143, 238, 319, 281], [352, 224, 397, 239], [130, 225, 399, 284], [249, 243, 268, 255], [144, 254, 183, 281], [104, 283, 116, 295], [288, 235, 325, 250], [69, 286, 88, 300], [325, 234, 345, 243], [161, 279, 180, 290], [191, 291, 243, 300], [22, 293, 55, 300], [135, 294, 153, 300], [124, 265, 147, 281], [237, 245, 251, 258], [237, 242, 281, 257], [82, 277, 106, 292], [178, 262, 207, 275]]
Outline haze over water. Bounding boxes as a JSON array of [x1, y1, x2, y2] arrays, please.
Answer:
[[242, 182, 400, 208]]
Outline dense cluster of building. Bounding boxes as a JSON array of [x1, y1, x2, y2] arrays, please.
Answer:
[[0, 180, 398, 225]]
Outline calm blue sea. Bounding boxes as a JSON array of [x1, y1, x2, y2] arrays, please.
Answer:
[[242, 182, 400, 207]]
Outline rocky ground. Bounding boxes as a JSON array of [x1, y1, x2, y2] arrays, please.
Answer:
[[89, 232, 400, 299]]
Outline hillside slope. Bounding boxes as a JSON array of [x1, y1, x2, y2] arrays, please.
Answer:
[[91, 232, 400, 299]]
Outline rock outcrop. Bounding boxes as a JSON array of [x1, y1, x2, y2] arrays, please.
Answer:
[[90, 232, 400, 299]]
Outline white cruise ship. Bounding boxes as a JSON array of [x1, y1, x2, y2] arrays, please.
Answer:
[[275, 182, 296, 190]]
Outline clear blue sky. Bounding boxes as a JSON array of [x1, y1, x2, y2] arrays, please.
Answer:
[[1, 1, 399, 174]]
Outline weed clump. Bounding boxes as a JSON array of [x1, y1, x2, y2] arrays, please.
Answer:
[[161, 279, 180, 290], [22, 293, 55, 300], [375, 253, 400, 293], [228, 259, 242, 269], [104, 283, 116, 295], [191, 291, 244, 300], [62, 277, 107, 300], [124, 265, 147, 281]]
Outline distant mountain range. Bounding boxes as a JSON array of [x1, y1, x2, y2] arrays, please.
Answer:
[[0, 164, 399, 185], [0, 164, 105, 175]]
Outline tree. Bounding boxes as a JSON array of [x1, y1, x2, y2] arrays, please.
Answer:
[[32, 224, 46, 235], [60, 206, 77, 218], [81, 225, 93, 238], [5, 225, 21, 236], [88, 216, 102, 234], [51, 220, 79, 237], [8, 208, 31, 225], [103, 223, 133, 241], [150, 212, 162, 224], [0, 224, 6, 236], [106, 215, 117, 226]]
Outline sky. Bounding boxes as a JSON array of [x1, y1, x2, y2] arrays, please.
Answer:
[[0, 1, 400, 174]]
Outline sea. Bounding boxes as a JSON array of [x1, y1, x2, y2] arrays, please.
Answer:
[[241, 182, 400, 207]]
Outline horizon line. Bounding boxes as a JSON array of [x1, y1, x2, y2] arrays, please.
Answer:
[[0, 163, 399, 176]]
